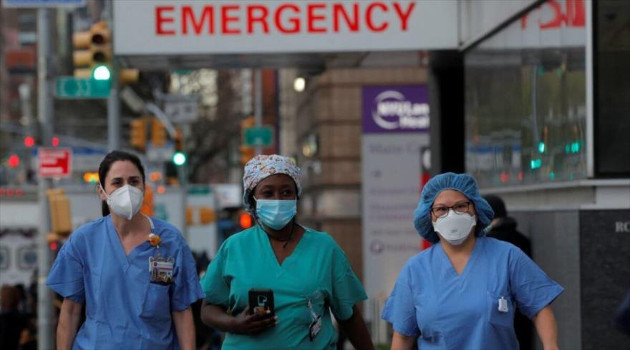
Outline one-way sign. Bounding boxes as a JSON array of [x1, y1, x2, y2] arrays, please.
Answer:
[[39, 148, 72, 178]]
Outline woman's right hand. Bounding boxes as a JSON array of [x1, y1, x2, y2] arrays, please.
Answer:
[[230, 306, 277, 335]]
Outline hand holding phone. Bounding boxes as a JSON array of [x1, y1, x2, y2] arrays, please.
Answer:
[[248, 288, 275, 317]]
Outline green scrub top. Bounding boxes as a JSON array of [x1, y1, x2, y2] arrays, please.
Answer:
[[201, 225, 367, 349]]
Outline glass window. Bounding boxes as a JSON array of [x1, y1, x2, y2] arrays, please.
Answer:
[[465, 1, 587, 188], [595, 0, 630, 176]]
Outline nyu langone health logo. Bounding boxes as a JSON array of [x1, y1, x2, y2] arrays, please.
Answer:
[[362, 85, 430, 134]]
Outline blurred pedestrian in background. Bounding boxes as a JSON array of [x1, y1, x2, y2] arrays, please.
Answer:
[[614, 286, 630, 336], [0, 285, 28, 350], [46, 150, 203, 350], [382, 172, 563, 350], [484, 194, 532, 257], [200, 155, 374, 350], [484, 194, 534, 349]]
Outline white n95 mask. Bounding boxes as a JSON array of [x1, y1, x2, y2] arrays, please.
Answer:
[[432, 210, 476, 245], [101, 184, 144, 220]]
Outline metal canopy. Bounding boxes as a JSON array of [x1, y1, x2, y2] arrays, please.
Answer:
[[118, 51, 424, 71]]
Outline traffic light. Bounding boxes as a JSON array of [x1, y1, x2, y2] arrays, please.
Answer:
[[119, 68, 140, 86], [174, 128, 183, 151], [8, 154, 20, 168], [24, 136, 35, 147], [73, 21, 112, 79], [172, 152, 186, 166], [46, 189, 73, 237], [82, 172, 99, 184], [151, 118, 166, 147], [130, 117, 148, 151], [241, 116, 255, 129], [200, 207, 216, 224], [240, 145, 255, 165]]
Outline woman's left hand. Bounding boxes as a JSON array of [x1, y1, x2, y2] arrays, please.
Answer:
[[229, 306, 277, 335]]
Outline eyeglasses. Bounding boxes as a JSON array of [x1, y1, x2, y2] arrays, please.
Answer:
[[430, 202, 472, 218]]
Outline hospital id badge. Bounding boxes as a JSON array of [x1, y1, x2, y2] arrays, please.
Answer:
[[309, 315, 321, 341], [149, 256, 174, 285]]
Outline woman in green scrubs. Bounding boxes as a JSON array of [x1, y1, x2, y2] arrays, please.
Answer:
[[200, 154, 374, 350]]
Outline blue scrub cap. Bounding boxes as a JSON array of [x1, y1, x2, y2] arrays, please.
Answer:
[[413, 172, 494, 243]]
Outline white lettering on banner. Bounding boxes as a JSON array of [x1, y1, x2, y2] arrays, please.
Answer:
[[372, 90, 430, 130], [616, 221, 630, 233], [113, 0, 459, 54]]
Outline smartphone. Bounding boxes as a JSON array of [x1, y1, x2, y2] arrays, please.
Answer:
[[248, 288, 275, 316]]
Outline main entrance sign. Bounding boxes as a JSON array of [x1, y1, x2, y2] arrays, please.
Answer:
[[113, 0, 458, 55]]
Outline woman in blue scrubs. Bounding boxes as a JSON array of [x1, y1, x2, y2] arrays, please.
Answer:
[[47, 151, 203, 350], [382, 172, 563, 350], [200, 155, 374, 350]]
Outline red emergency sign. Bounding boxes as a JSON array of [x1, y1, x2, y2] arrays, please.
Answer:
[[39, 148, 72, 178], [155, 1, 417, 36]]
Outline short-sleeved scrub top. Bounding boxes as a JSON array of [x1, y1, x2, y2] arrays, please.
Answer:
[[47, 215, 204, 350], [382, 237, 564, 350], [200, 225, 367, 350]]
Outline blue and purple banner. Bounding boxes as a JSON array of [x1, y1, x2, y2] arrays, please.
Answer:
[[362, 85, 430, 134]]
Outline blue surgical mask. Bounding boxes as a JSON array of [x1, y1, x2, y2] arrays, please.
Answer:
[[255, 198, 297, 230]]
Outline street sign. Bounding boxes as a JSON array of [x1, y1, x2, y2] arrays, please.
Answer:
[[162, 94, 199, 124], [56, 77, 110, 99], [244, 127, 273, 147], [38, 148, 72, 178], [3, 0, 85, 8], [146, 142, 175, 162]]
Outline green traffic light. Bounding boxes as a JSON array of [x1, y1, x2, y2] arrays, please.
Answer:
[[530, 158, 542, 169], [92, 65, 111, 81], [173, 152, 186, 166]]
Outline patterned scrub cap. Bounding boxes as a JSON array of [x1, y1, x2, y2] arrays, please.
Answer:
[[413, 172, 494, 243], [242, 155, 302, 212]]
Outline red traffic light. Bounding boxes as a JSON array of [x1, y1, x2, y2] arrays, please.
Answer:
[[8, 154, 20, 168], [52, 136, 59, 147], [24, 136, 35, 147]]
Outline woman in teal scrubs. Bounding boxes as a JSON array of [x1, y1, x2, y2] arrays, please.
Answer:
[[382, 173, 563, 350], [200, 155, 374, 349], [47, 151, 203, 350]]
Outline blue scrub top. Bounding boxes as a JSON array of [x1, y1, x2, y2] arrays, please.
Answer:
[[47, 215, 204, 350], [382, 237, 563, 350], [201, 225, 367, 350]]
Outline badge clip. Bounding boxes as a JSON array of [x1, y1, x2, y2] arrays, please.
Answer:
[[307, 299, 321, 341], [498, 296, 509, 313]]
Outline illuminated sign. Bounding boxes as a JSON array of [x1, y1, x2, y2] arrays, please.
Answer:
[[113, 0, 458, 55]]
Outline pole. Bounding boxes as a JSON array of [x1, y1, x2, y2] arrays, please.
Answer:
[[178, 164, 188, 242], [254, 69, 262, 155], [179, 124, 190, 242], [107, 72, 120, 150], [37, 8, 54, 350], [106, 0, 120, 150]]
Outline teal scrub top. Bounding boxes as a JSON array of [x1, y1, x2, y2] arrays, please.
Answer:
[[201, 225, 367, 349], [46, 216, 204, 350], [382, 237, 564, 349]]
